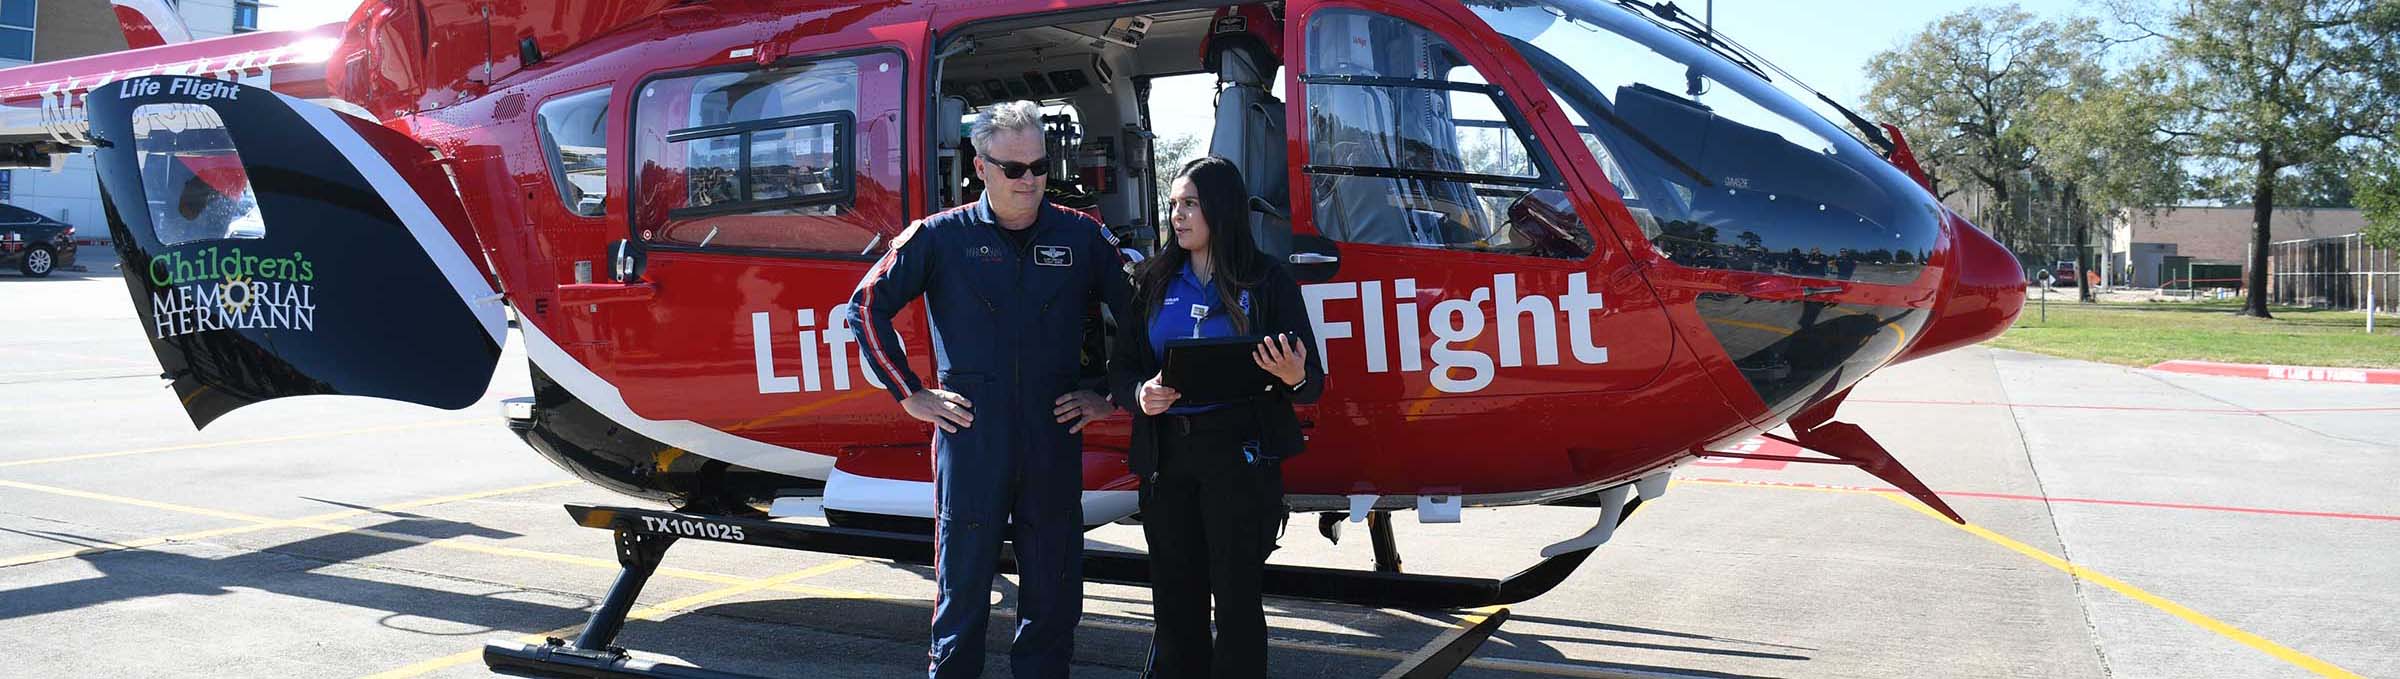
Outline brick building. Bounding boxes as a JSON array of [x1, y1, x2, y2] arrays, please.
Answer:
[[2106, 206, 2367, 288]]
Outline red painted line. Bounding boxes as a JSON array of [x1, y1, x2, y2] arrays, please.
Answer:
[[1684, 477, 2400, 522], [2151, 360, 2400, 385], [1848, 398, 2400, 415]]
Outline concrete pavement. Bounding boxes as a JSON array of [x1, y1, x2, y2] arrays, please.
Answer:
[[2, 269, 2394, 678]]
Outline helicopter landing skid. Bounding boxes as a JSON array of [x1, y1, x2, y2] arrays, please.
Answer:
[[484, 503, 1594, 678]]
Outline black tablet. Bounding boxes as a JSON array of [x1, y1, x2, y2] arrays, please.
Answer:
[[1161, 335, 1279, 406]]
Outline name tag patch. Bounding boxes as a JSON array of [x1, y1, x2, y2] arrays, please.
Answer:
[[1035, 245, 1072, 267]]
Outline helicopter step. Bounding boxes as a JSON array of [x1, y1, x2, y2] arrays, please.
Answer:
[[483, 503, 1602, 677]]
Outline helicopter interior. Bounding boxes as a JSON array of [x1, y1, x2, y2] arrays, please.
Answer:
[[933, 7, 1231, 254], [932, 4, 1595, 262]]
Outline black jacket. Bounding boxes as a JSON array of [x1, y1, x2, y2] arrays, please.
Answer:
[[1110, 263, 1325, 480]]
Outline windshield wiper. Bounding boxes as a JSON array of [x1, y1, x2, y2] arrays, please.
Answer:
[[1815, 93, 1897, 157]]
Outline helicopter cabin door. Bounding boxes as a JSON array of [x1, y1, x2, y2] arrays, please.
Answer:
[[1274, 0, 1679, 432], [584, 47, 921, 478]]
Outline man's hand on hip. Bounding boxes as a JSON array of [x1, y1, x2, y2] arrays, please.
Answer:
[[1053, 389, 1113, 433], [903, 389, 975, 433]]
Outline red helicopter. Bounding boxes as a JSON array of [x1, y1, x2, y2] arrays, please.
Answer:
[[1, 0, 2024, 675]]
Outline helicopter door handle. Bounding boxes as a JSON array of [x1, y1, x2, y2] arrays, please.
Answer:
[[1288, 253, 1340, 265]]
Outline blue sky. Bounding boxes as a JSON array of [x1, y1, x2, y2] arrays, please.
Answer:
[[1699, 0, 2097, 107]]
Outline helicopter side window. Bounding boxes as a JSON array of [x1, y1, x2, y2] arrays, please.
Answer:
[[634, 56, 885, 257], [535, 87, 611, 218], [1301, 9, 1595, 261]]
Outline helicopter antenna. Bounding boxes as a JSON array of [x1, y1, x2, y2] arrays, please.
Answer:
[[1615, 0, 1763, 79]]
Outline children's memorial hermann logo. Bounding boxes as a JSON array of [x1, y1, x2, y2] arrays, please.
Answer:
[[147, 247, 318, 339]]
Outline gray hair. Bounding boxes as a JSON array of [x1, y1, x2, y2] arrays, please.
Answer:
[[970, 100, 1045, 154]]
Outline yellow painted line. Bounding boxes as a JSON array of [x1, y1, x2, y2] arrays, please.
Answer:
[[1674, 477, 1873, 495], [1383, 605, 1508, 679], [0, 480, 577, 569], [0, 396, 162, 414], [1707, 318, 1796, 337], [0, 345, 155, 367], [1685, 477, 2364, 677], [357, 561, 863, 679], [1876, 493, 2364, 679], [0, 367, 154, 380], [0, 478, 286, 524], [769, 582, 1647, 678], [0, 419, 487, 469], [639, 559, 864, 612]]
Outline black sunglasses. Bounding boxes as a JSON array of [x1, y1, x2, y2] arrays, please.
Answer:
[[984, 155, 1051, 179]]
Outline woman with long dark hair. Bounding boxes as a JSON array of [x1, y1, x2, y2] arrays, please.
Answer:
[[1111, 156, 1324, 677]]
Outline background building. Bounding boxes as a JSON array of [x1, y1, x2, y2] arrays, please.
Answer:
[[0, 0, 267, 232], [2106, 206, 2367, 288]]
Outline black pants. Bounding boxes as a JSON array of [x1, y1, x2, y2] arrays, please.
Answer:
[[1142, 415, 1284, 679]]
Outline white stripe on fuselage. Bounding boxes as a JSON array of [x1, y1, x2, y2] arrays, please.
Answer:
[[278, 90, 506, 346], [520, 319, 838, 479]]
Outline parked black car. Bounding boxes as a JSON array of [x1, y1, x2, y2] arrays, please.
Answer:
[[1, 203, 78, 277]]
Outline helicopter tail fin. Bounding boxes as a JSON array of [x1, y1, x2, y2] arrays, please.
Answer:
[[112, 0, 196, 49], [84, 76, 505, 428]]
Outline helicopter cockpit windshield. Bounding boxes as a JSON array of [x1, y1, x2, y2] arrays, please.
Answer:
[[1468, 0, 1943, 286]]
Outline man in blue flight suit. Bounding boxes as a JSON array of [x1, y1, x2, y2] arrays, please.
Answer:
[[849, 100, 1133, 679]]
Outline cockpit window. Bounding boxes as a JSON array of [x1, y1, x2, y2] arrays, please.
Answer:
[[1470, 0, 1941, 285], [1301, 8, 1597, 261]]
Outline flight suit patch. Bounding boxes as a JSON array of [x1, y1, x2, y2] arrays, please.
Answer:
[[1034, 245, 1072, 267]]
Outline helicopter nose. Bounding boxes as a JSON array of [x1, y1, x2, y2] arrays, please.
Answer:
[[1894, 211, 2026, 364]]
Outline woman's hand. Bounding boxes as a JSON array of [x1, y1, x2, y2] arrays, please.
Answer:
[[1052, 389, 1113, 433], [1253, 334, 1308, 387], [1138, 374, 1181, 416]]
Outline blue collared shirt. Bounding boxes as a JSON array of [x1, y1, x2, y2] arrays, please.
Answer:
[[1148, 261, 1245, 415]]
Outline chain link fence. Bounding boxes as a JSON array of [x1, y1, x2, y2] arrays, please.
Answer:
[[2269, 233, 2398, 313]]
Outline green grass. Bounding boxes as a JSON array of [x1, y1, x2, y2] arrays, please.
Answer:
[[1986, 297, 2400, 369]]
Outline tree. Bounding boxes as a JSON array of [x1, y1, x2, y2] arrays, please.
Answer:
[[2143, 0, 2400, 317], [2189, 155, 2364, 208], [1864, 5, 2101, 255], [2362, 152, 2400, 251], [1149, 132, 1203, 244], [2028, 63, 2188, 301]]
